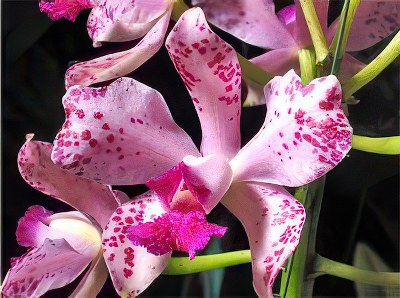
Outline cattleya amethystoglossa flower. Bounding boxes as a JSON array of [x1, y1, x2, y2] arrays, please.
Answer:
[[49, 8, 352, 297], [193, 0, 400, 80], [1, 137, 127, 297], [39, 0, 174, 88]]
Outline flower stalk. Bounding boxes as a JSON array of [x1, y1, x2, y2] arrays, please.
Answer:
[[309, 254, 400, 286], [299, 0, 329, 65], [298, 48, 317, 84], [163, 250, 251, 275], [171, 0, 190, 21], [351, 135, 400, 155], [329, 0, 361, 76], [343, 30, 400, 98]]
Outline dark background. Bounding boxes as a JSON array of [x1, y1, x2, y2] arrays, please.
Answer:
[[3, 1, 399, 297]]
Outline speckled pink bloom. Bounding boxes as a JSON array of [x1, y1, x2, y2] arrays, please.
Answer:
[[39, 0, 174, 88], [1, 137, 125, 297], [194, 0, 399, 77], [50, 8, 352, 297]]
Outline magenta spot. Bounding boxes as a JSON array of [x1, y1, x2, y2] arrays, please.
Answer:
[[225, 84, 233, 92], [283, 143, 289, 150], [192, 97, 199, 103], [125, 216, 134, 224], [303, 134, 312, 143], [130, 118, 136, 123], [89, 139, 97, 148], [75, 109, 85, 119], [300, 83, 315, 96], [106, 134, 114, 143], [137, 119, 144, 124], [94, 112, 103, 119], [119, 128, 124, 134], [102, 123, 110, 130], [279, 132, 284, 137], [319, 101, 334, 110], [123, 268, 133, 278], [198, 47, 207, 55], [118, 155, 124, 160]]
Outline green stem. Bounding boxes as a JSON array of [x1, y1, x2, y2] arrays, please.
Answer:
[[298, 48, 317, 84], [237, 54, 274, 86], [163, 250, 251, 275], [330, 0, 350, 76], [299, 0, 329, 65], [342, 30, 400, 98], [279, 177, 326, 297], [310, 254, 400, 287], [329, 0, 361, 76], [352, 135, 400, 155], [171, 0, 190, 21]]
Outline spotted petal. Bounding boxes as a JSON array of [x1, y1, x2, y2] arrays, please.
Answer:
[[222, 182, 305, 298], [102, 191, 171, 297], [66, 8, 172, 88], [231, 70, 352, 186], [87, 0, 172, 46], [166, 8, 241, 159], [18, 139, 118, 228], [192, 0, 296, 49], [1, 238, 92, 298], [328, 1, 400, 52], [52, 77, 200, 185]]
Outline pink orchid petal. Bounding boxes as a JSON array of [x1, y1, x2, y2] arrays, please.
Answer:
[[293, 0, 329, 47], [16, 206, 102, 259], [102, 191, 171, 297], [69, 252, 108, 297], [192, 0, 296, 49], [147, 155, 233, 214], [87, 0, 172, 46], [1, 238, 92, 297], [181, 154, 232, 213], [251, 47, 300, 76], [222, 182, 305, 298], [128, 210, 227, 260], [166, 8, 241, 159], [66, 9, 171, 88], [52, 77, 200, 185], [328, 1, 400, 52], [16, 205, 53, 248], [231, 70, 352, 187], [39, 0, 93, 22], [18, 139, 118, 228]]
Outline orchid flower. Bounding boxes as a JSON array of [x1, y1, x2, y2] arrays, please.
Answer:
[[1, 136, 125, 297], [193, 0, 399, 101], [39, 0, 174, 88], [49, 8, 352, 297]]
